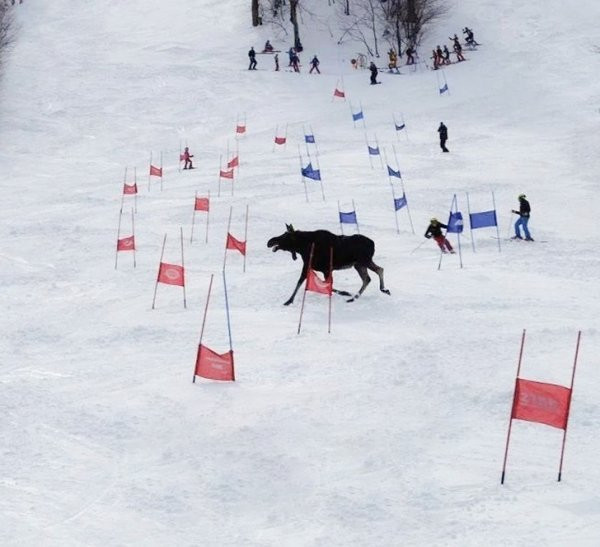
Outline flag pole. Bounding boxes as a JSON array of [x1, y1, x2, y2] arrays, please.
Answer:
[[152, 234, 167, 309], [390, 181, 401, 235], [353, 199, 360, 234], [283, 123, 288, 151], [297, 244, 314, 335], [148, 151, 152, 192], [115, 209, 123, 270], [557, 330, 582, 482], [178, 139, 182, 173], [492, 191, 502, 253], [223, 206, 233, 271], [360, 101, 366, 129], [332, 79, 339, 102], [243, 204, 249, 273], [131, 208, 136, 268], [338, 200, 343, 235], [402, 113, 409, 142], [327, 246, 333, 334], [311, 124, 320, 156], [190, 192, 197, 243], [217, 154, 222, 197], [349, 101, 355, 128], [453, 194, 463, 268], [222, 269, 235, 381], [298, 146, 309, 203], [501, 329, 527, 484], [180, 227, 187, 308], [160, 151, 163, 192], [193, 274, 214, 383], [393, 114, 400, 142], [466, 191, 475, 252], [133, 167, 138, 213], [365, 133, 374, 169], [315, 150, 325, 202], [272, 124, 278, 152], [120, 167, 127, 212], [375, 133, 383, 168], [205, 189, 210, 244]]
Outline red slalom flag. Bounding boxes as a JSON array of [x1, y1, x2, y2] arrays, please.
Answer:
[[227, 155, 239, 168], [117, 235, 135, 251], [226, 233, 246, 255], [511, 378, 572, 430], [195, 345, 235, 381], [306, 268, 332, 295], [149, 164, 162, 177], [219, 168, 234, 179], [274, 136, 286, 145], [333, 88, 345, 98], [195, 197, 210, 211], [123, 183, 138, 195], [158, 262, 185, 286], [236, 124, 246, 134]]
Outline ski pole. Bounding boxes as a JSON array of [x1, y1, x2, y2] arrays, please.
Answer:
[[507, 211, 514, 238], [410, 240, 427, 254]]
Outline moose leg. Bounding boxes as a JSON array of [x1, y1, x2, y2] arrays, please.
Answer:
[[284, 270, 307, 306], [368, 260, 391, 295], [347, 265, 371, 302]]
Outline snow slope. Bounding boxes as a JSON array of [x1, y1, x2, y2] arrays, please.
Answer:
[[1, 0, 600, 545]]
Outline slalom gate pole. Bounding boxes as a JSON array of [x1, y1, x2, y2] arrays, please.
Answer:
[[353, 199, 360, 234], [180, 227, 186, 309], [297, 244, 315, 335], [349, 101, 355, 128], [466, 192, 475, 252], [120, 167, 127, 212], [272, 125, 278, 152], [243, 204, 249, 273], [160, 151, 163, 192], [360, 102, 366, 129], [314, 151, 325, 201], [148, 151, 152, 192], [338, 200, 343, 235], [151, 234, 167, 309], [453, 194, 463, 269], [131, 208, 136, 268], [375, 134, 383, 168], [327, 247, 333, 334], [501, 329, 527, 484], [193, 274, 214, 383], [492, 191, 501, 252], [115, 208, 123, 270], [223, 206, 233, 272], [390, 182, 400, 235], [365, 133, 374, 169], [222, 269, 235, 381], [311, 125, 319, 156], [190, 192, 197, 243], [133, 167, 137, 213], [298, 146, 309, 203], [217, 154, 222, 197], [557, 330, 582, 482]]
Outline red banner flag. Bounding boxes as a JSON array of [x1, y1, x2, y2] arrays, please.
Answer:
[[117, 235, 135, 251], [306, 268, 332, 295], [195, 345, 235, 381], [123, 183, 138, 195], [333, 88, 345, 98], [236, 125, 246, 134], [274, 136, 286, 145], [158, 262, 185, 286], [227, 156, 239, 168], [512, 378, 572, 430], [226, 233, 246, 255], [195, 197, 210, 211], [219, 169, 234, 179], [149, 164, 162, 177]]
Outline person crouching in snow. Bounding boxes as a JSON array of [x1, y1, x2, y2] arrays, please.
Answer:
[[425, 218, 455, 253]]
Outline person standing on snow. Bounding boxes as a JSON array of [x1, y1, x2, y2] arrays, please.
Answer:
[[248, 47, 257, 70], [405, 45, 415, 65], [512, 194, 534, 240], [425, 218, 455, 253], [182, 147, 194, 170], [309, 55, 320, 74], [369, 61, 379, 84], [274, 53, 279, 71], [438, 122, 449, 152]]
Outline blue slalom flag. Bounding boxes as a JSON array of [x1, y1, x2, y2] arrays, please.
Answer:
[[446, 211, 464, 233], [368, 145, 380, 156], [469, 210, 497, 229], [387, 165, 401, 178], [394, 194, 407, 211], [352, 111, 364, 121], [395, 123, 406, 131], [305, 134, 315, 144], [439, 83, 448, 94], [301, 163, 321, 181], [339, 211, 358, 224]]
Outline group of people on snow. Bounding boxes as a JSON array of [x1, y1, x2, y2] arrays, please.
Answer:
[[248, 41, 320, 74], [430, 27, 478, 69]]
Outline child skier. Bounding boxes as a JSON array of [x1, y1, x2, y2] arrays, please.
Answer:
[[309, 55, 320, 74], [425, 218, 455, 253], [182, 147, 194, 170]]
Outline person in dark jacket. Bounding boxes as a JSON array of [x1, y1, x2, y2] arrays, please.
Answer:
[[438, 122, 449, 152], [405, 46, 415, 65], [309, 55, 320, 74], [512, 194, 533, 240], [369, 61, 378, 84], [248, 47, 257, 70], [425, 218, 455, 253]]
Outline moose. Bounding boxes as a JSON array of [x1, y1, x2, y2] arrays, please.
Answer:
[[267, 224, 391, 305]]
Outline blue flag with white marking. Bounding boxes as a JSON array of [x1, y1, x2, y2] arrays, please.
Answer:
[[446, 211, 464, 233], [387, 165, 401, 178], [394, 195, 407, 211], [368, 145, 380, 156]]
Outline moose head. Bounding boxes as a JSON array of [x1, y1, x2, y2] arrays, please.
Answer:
[[267, 223, 298, 260]]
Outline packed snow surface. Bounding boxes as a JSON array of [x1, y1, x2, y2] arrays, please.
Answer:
[[1, 0, 600, 545]]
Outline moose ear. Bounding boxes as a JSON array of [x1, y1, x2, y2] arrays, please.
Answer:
[[288, 224, 294, 232]]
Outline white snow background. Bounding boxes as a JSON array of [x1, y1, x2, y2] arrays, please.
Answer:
[[1, 0, 600, 545]]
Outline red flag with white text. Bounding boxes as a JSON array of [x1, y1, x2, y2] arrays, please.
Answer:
[[195, 345, 235, 381], [117, 236, 136, 251], [158, 262, 185, 286], [306, 268, 332, 295], [511, 378, 572, 430]]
